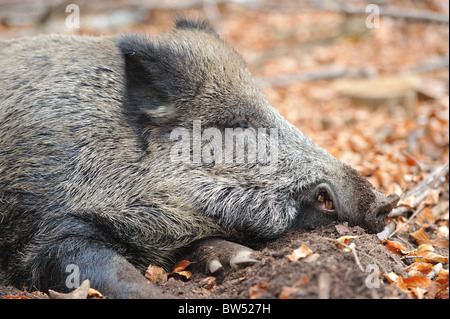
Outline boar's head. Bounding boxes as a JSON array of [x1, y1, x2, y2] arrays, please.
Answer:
[[118, 18, 399, 241]]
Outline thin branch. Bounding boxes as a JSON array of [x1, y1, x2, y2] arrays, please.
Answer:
[[324, 238, 365, 272], [388, 205, 425, 239], [389, 161, 447, 218], [406, 161, 449, 198], [256, 66, 375, 87], [256, 55, 449, 88], [313, 2, 449, 24]]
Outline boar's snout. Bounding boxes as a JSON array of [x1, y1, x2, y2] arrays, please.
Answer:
[[364, 193, 400, 233]]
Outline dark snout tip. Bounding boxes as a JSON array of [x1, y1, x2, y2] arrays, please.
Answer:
[[365, 194, 400, 233]]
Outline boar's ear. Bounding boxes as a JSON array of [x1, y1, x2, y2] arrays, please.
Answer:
[[117, 34, 178, 123], [174, 17, 219, 37]]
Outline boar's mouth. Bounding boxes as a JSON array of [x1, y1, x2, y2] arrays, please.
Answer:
[[312, 183, 340, 215], [293, 182, 341, 230]]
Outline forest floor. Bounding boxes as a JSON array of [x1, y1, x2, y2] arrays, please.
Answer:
[[0, 0, 448, 299]]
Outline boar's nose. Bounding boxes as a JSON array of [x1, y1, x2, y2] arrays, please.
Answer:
[[364, 194, 400, 233]]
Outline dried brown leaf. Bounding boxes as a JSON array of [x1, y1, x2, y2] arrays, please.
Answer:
[[425, 280, 449, 299], [397, 195, 417, 208], [172, 260, 191, 273], [249, 284, 269, 299], [411, 244, 449, 263], [279, 274, 312, 299], [168, 260, 192, 281], [385, 272, 408, 291], [145, 265, 167, 284], [171, 270, 192, 281], [410, 287, 427, 299], [409, 227, 449, 248], [406, 262, 434, 276], [437, 268, 449, 281], [287, 244, 313, 262], [415, 207, 436, 227], [382, 239, 410, 256], [279, 286, 296, 299], [403, 276, 433, 289], [409, 227, 432, 245], [423, 189, 440, 207], [3, 295, 29, 299], [335, 224, 350, 234], [386, 272, 433, 299], [336, 235, 359, 246]]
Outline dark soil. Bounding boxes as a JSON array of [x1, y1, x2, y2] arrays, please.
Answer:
[[0, 224, 409, 299], [163, 225, 408, 299]]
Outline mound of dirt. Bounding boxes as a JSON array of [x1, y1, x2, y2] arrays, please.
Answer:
[[161, 225, 408, 299]]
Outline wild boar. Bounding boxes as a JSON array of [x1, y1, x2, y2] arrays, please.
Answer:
[[0, 18, 399, 298]]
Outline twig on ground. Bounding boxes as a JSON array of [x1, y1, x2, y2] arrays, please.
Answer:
[[324, 238, 365, 272], [388, 205, 426, 239], [318, 272, 331, 299], [389, 161, 449, 218], [312, 1, 450, 24], [256, 66, 374, 87]]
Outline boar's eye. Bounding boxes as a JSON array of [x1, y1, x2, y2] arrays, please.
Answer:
[[231, 122, 249, 129]]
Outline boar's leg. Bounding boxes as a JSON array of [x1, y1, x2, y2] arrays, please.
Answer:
[[27, 236, 166, 299], [191, 238, 260, 274], [65, 246, 164, 299]]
